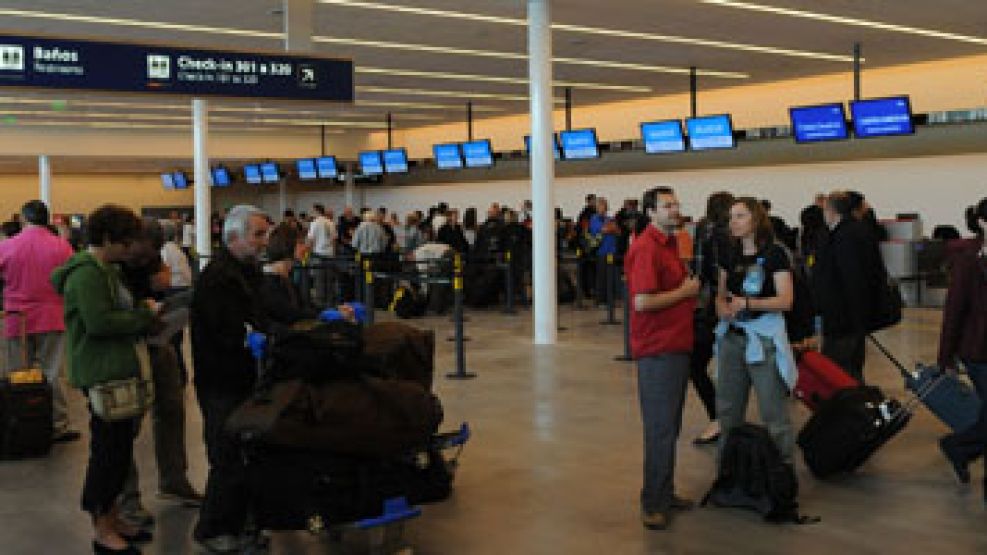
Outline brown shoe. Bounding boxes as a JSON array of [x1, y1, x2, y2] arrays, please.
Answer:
[[641, 510, 670, 530]]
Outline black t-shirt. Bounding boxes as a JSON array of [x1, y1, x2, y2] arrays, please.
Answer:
[[721, 242, 792, 300]]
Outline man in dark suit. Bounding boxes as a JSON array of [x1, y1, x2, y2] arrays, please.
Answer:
[[813, 191, 888, 383]]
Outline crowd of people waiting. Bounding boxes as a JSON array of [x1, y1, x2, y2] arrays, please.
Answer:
[[0, 188, 983, 550]]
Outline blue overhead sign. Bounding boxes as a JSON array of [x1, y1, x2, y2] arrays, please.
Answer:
[[790, 103, 849, 143], [0, 34, 354, 102]]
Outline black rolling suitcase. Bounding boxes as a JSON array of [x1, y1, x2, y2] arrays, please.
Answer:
[[797, 385, 909, 478], [0, 311, 53, 459], [245, 444, 455, 532]]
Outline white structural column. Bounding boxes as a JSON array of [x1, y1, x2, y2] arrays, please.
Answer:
[[38, 155, 52, 208], [282, 0, 315, 217], [193, 98, 211, 262], [528, 0, 557, 344]]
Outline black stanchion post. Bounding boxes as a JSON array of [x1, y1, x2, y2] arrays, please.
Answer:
[[364, 259, 375, 325], [446, 266, 476, 380], [448, 253, 471, 341], [503, 251, 516, 314], [614, 276, 632, 361], [574, 249, 587, 310], [601, 253, 620, 325], [353, 253, 363, 303]]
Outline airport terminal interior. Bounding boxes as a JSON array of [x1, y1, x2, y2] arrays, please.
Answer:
[[0, 0, 986, 554]]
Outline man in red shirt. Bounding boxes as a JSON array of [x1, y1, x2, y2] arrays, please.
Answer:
[[624, 186, 700, 530]]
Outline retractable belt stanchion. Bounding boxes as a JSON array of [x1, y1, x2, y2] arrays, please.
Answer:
[[614, 275, 632, 361], [447, 253, 471, 342], [354, 252, 364, 303], [445, 259, 476, 380], [502, 251, 517, 315], [600, 254, 620, 325], [574, 249, 587, 310], [363, 258, 375, 325]]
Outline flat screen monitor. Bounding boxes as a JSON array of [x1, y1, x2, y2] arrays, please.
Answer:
[[789, 103, 849, 143], [559, 128, 600, 160], [316, 156, 338, 179], [296, 158, 317, 180], [211, 166, 231, 187], [260, 162, 281, 183], [172, 171, 189, 189], [433, 143, 463, 170], [243, 164, 262, 185], [160, 172, 174, 189], [524, 134, 561, 160], [850, 96, 914, 138], [686, 114, 735, 150], [462, 140, 494, 168], [382, 148, 409, 174], [359, 150, 384, 175], [640, 120, 687, 154]]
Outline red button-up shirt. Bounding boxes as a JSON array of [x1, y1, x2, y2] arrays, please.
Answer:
[[624, 225, 695, 359]]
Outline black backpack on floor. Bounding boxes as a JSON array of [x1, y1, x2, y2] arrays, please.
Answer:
[[702, 424, 817, 524], [390, 286, 427, 319]]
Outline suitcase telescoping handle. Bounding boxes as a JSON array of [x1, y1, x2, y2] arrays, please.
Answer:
[[0, 310, 29, 369], [867, 334, 911, 379]]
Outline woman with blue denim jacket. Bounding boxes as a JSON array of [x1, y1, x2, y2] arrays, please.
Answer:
[[714, 198, 797, 463]]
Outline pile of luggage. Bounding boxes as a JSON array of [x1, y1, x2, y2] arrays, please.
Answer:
[[795, 338, 981, 479], [225, 320, 468, 532]]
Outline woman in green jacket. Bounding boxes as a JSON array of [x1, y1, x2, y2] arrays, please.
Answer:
[[52, 205, 155, 555]]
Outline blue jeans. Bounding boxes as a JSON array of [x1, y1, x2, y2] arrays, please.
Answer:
[[637, 353, 690, 513]]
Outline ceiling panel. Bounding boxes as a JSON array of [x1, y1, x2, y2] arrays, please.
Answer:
[[0, 0, 982, 131]]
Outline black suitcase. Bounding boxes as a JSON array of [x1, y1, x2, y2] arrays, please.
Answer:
[[797, 386, 909, 479], [245, 445, 453, 532], [0, 311, 53, 459]]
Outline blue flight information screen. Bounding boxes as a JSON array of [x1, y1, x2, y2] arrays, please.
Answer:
[[525, 134, 561, 160], [382, 149, 408, 173], [296, 159, 317, 180], [0, 33, 353, 101], [851, 97, 914, 138], [316, 156, 337, 179], [260, 162, 280, 183], [433, 143, 463, 170], [462, 140, 494, 168], [559, 129, 599, 160], [641, 120, 686, 154], [790, 104, 849, 143], [686, 115, 735, 150], [211, 167, 230, 186], [360, 151, 384, 175], [244, 165, 261, 184]]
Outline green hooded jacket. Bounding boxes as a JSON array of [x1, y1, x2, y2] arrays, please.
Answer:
[[51, 251, 154, 389]]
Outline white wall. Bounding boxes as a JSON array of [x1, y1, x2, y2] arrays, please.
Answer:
[[346, 152, 985, 232]]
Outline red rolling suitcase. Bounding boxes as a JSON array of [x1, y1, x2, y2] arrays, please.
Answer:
[[794, 350, 859, 411]]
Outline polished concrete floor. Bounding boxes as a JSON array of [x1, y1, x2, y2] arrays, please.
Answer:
[[0, 306, 984, 554]]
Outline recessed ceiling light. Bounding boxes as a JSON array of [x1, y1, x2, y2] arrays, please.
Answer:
[[700, 0, 987, 46], [357, 86, 564, 103], [356, 67, 652, 93], [313, 35, 747, 78], [316, 0, 854, 62], [0, 8, 282, 39]]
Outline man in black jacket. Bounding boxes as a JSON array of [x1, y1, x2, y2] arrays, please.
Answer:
[[191, 205, 271, 553], [813, 192, 887, 383]]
